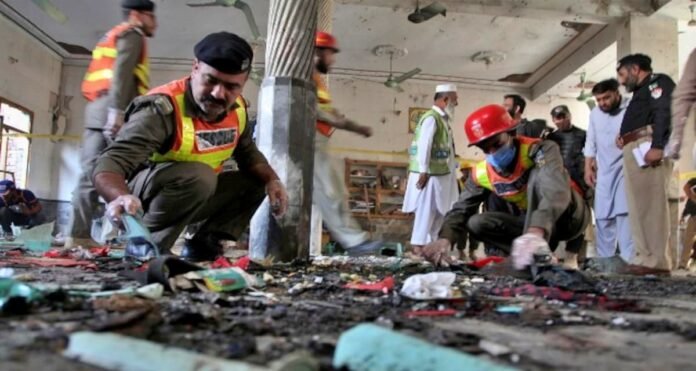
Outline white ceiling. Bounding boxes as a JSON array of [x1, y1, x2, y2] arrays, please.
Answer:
[[2, 0, 577, 82], [1, 0, 692, 98]]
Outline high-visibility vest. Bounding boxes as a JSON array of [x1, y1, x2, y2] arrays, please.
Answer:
[[472, 137, 539, 210], [314, 73, 335, 137], [81, 23, 149, 102], [148, 78, 247, 173], [408, 109, 452, 175]]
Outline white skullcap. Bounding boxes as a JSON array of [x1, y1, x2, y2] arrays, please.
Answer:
[[435, 84, 457, 93]]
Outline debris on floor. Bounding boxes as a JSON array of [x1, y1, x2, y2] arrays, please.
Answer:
[[1, 251, 696, 370]]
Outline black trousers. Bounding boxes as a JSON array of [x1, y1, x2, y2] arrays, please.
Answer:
[[0, 208, 44, 234]]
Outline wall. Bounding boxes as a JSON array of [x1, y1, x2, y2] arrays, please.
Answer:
[[326, 76, 590, 176], [55, 61, 586, 201], [0, 14, 62, 199]]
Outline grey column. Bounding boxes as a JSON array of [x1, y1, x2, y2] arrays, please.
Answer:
[[249, 0, 318, 262]]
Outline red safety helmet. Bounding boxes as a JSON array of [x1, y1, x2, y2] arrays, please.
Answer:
[[316, 31, 339, 52], [464, 104, 517, 146]]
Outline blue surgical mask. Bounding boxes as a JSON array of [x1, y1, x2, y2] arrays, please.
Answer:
[[486, 142, 517, 171]]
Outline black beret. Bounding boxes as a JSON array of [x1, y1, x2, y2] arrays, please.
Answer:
[[122, 0, 155, 11], [617, 53, 652, 71], [194, 32, 253, 74]]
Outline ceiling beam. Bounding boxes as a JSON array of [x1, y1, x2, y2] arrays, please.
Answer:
[[524, 24, 606, 88], [530, 23, 617, 100], [336, 0, 675, 24], [0, 0, 67, 58]]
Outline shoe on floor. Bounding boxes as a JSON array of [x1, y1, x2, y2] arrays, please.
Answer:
[[346, 240, 383, 256], [180, 235, 224, 262]]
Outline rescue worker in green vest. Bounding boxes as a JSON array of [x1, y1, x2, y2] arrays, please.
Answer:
[[68, 0, 157, 248], [402, 84, 459, 256], [92, 32, 288, 261], [421, 104, 590, 269]]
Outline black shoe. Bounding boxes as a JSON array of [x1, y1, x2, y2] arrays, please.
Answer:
[[180, 235, 223, 262]]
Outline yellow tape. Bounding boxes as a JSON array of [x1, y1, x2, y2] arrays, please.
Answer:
[[328, 146, 481, 167], [680, 171, 696, 180], [3, 132, 81, 140]]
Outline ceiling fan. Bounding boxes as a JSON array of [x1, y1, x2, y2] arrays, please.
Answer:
[[373, 45, 421, 93], [30, 0, 68, 24], [407, 1, 447, 24], [186, 0, 262, 41], [576, 72, 592, 101]]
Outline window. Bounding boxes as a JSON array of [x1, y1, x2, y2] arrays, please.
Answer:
[[0, 99, 32, 188]]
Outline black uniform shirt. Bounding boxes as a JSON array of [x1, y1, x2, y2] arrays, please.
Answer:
[[620, 73, 676, 149]]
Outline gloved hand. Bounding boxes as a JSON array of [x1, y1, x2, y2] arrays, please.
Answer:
[[103, 108, 125, 140], [421, 238, 454, 267], [106, 195, 142, 226], [511, 233, 551, 270], [663, 139, 681, 160]]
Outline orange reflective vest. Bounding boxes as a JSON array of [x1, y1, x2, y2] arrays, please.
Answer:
[[81, 23, 149, 102], [148, 78, 247, 173], [472, 137, 539, 210], [314, 73, 335, 137]]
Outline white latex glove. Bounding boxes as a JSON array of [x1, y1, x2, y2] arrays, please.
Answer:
[[511, 233, 551, 270], [105, 195, 142, 225], [664, 139, 681, 160], [103, 108, 125, 140]]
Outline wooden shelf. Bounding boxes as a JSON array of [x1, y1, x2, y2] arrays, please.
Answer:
[[345, 158, 409, 222]]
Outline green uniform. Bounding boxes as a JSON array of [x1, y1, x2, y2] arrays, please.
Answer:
[[93, 85, 270, 252], [70, 28, 147, 239]]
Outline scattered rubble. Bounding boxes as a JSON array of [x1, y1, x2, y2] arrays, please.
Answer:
[[1, 248, 696, 369]]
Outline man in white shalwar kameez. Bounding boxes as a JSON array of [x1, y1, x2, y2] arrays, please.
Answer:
[[583, 78, 634, 261], [403, 84, 460, 254]]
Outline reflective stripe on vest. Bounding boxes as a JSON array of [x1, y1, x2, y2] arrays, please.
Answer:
[[148, 78, 247, 173], [81, 23, 150, 101], [314, 73, 335, 137], [408, 110, 452, 175], [472, 137, 539, 210]]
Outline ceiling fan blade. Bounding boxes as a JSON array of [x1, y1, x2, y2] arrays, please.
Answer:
[[234, 1, 262, 40], [31, 0, 68, 24], [186, 2, 223, 7], [419, 2, 447, 19], [392, 85, 405, 93], [393, 68, 422, 83]]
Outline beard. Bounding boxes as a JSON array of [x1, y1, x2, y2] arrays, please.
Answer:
[[601, 98, 622, 114], [445, 103, 456, 120]]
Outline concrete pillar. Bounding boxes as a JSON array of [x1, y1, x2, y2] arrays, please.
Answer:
[[309, 0, 334, 257], [249, 0, 318, 262]]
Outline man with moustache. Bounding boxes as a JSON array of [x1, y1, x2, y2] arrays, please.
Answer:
[[92, 32, 288, 261], [583, 79, 634, 262], [616, 53, 675, 272], [403, 84, 460, 256], [68, 0, 158, 248]]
